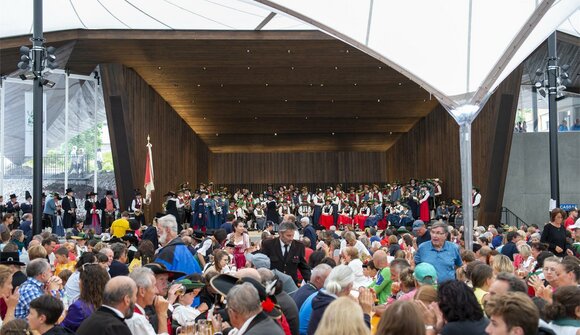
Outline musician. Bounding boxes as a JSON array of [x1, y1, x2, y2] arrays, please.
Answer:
[[192, 190, 209, 232], [265, 193, 280, 231], [215, 193, 225, 227], [472, 187, 482, 226], [61, 188, 77, 229], [220, 192, 229, 224], [347, 187, 359, 208], [208, 193, 219, 230], [354, 202, 370, 231], [176, 189, 186, 226], [254, 203, 266, 230], [131, 190, 145, 226], [371, 184, 383, 204], [418, 184, 430, 223], [436, 201, 450, 222], [99, 190, 117, 232], [312, 190, 324, 228], [297, 200, 312, 225], [84, 191, 101, 234], [399, 204, 414, 228], [21, 191, 33, 215], [320, 198, 334, 230], [278, 201, 292, 219], [164, 191, 181, 230], [337, 201, 353, 230], [330, 193, 340, 226], [6, 194, 20, 225], [183, 189, 192, 226]]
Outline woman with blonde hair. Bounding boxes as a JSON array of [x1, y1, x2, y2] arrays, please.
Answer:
[[491, 254, 514, 275], [314, 297, 370, 335], [0, 265, 18, 327]]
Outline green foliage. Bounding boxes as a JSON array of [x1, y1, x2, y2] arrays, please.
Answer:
[[65, 123, 104, 158]]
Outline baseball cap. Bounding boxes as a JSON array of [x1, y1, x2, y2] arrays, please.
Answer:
[[412, 220, 425, 231], [414, 263, 438, 285], [245, 252, 271, 269]]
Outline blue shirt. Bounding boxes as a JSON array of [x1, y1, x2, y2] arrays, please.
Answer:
[[298, 291, 318, 335], [414, 241, 462, 283], [16, 277, 65, 319]]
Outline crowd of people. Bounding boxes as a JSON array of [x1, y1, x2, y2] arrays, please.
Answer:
[[0, 182, 577, 335]]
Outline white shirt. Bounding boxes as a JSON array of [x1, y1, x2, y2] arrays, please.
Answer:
[[339, 240, 371, 257], [65, 271, 81, 303], [172, 304, 202, 326], [125, 303, 157, 335], [280, 240, 292, 256], [230, 313, 258, 335]]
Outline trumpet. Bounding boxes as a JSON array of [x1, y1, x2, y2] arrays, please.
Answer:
[[134, 209, 142, 216]]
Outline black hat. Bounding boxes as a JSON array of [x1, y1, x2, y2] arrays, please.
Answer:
[[9, 194, 16, 199], [105, 190, 114, 196], [192, 231, 205, 242], [122, 232, 139, 245], [25, 191, 32, 199], [155, 212, 166, 219], [87, 191, 97, 196], [134, 189, 142, 196], [66, 188, 74, 194], [41, 192, 46, 198], [0, 252, 25, 266], [144, 262, 186, 281], [164, 191, 176, 197], [200, 190, 208, 195], [210, 274, 281, 318]]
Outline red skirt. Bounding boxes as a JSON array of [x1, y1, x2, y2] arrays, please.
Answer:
[[355, 215, 368, 230], [377, 218, 387, 230], [420, 201, 430, 222], [320, 215, 334, 230], [338, 214, 352, 225]]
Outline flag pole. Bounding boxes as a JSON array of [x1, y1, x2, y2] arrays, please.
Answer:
[[144, 135, 154, 224]]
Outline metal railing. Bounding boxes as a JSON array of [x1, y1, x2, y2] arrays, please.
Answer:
[[2, 155, 94, 179], [500, 207, 527, 228]]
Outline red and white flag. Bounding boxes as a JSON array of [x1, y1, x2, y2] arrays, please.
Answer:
[[144, 135, 155, 201]]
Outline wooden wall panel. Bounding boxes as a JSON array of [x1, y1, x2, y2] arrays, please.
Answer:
[[385, 67, 523, 226], [209, 152, 387, 185], [100, 64, 209, 216]]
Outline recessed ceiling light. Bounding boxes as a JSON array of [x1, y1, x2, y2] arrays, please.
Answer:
[[220, 84, 223, 87], [377, 99, 381, 102], [354, 83, 357, 86], [346, 49, 350, 53], [398, 82, 402, 86], [378, 66, 382, 69], [305, 117, 308, 120], [197, 84, 201, 87], [247, 66, 251, 70], [287, 49, 291, 53], [238, 100, 241, 103], [202, 67, 206, 70], [254, 117, 258, 120], [332, 132, 335, 135], [265, 83, 269, 87], [284, 99, 288, 102], [389, 132, 393, 135], [320, 84, 324, 87], [216, 133, 219, 136], [247, 49, 250, 53], [158, 66, 162, 70], [203, 117, 206, 120], [335, 66, 338, 70], [274, 133, 278, 136], [331, 99, 334, 103], [291, 66, 295, 70]]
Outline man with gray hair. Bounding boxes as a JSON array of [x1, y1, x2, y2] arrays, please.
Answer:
[[414, 222, 462, 283], [126, 267, 170, 335], [300, 217, 317, 249], [224, 283, 284, 335], [153, 214, 202, 275], [261, 221, 311, 283], [15, 258, 63, 319], [291, 264, 332, 310], [246, 252, 298, 294], [77, 276, 137, 335]]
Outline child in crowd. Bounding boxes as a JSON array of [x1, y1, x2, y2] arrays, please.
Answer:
[[27, 295, 72, 334], [54, 247, 76, 276], [172, 276, 207, 327]]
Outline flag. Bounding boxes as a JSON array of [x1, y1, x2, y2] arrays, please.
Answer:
[[144, 136, 155, 201]]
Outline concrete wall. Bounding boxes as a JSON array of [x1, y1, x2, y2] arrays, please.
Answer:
[[503, 132, 580, 226]]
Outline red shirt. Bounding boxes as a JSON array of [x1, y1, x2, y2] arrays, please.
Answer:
[[565, 216, 576, 230]]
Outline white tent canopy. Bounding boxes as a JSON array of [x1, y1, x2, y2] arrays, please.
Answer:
[[253, 0, 578, 109]]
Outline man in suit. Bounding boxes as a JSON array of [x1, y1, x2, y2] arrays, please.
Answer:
[[100, 190, 117, 232], [261, 221, 311, 283], [77, 276, 137, 335], [61, 188, 77, 230]]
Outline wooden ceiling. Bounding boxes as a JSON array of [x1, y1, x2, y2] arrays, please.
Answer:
[[0, 30, 438, 152]]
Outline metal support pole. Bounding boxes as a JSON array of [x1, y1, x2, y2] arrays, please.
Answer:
[[459, 122, 474, 251], [0, 80, 5, 196], [93, 81, 98, 192], [547, 32, 560, 207], [532, 87, 538, 132], [64, 73, 69, 192], [32, 0, 44, 235]]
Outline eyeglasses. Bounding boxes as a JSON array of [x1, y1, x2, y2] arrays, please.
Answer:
[[431, 231, 447, 236]]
